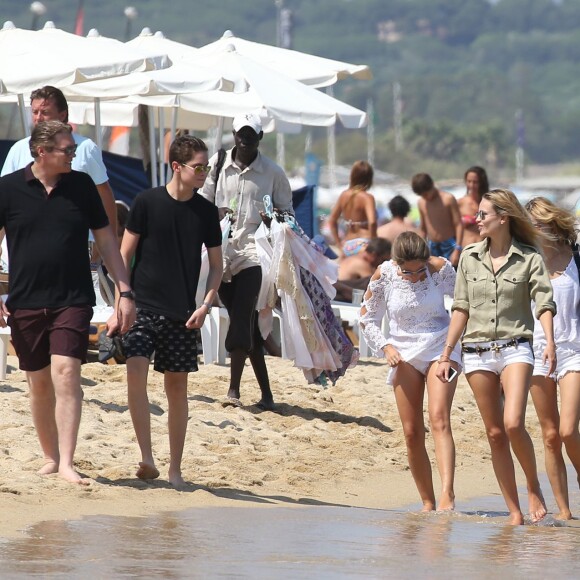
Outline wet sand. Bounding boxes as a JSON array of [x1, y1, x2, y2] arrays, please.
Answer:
[[0, 353, 560, 539]]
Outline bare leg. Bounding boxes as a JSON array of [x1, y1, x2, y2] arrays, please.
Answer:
[[501, 364, 546, 523], [468, 370, 524, 525], [127, 356, 159, 480], [164, 371, 189, 489], [50, 355, 89, 485], [559, 372, 580, 496], [393, 363, 436, 511], [426, 362, 457, 511], [530, 375, 570, 520], [26, 365, 59, 475]]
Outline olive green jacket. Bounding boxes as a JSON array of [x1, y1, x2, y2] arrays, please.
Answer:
[[452, 238, 555, 343]]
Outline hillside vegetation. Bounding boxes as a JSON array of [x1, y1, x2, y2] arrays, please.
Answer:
[[3, 0, 580, 176]]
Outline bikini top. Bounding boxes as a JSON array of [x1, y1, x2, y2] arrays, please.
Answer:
[[461, 214, 477, 226]]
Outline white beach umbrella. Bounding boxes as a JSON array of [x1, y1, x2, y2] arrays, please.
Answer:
[[197, 30, 372, 88], [119, 45, 367, 129], [0, 21, 171, 134], [0, 22, 170, 95], [62, 63, 229, 100]]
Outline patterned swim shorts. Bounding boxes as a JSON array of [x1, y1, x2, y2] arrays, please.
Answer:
[[122, 309, 199, 373]]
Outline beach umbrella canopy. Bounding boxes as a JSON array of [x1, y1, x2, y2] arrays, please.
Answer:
[[0, 21, 171, 95], [66, 43, 367, 130], [173, 46, 367, 129], [197, 29, 372, 88], [61, 63, 229, 100]]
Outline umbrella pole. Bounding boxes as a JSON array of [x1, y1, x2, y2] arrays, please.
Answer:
[[166, 106, 178, 183], [148, 106, 158, 187], [18, 94, 30, 137], [214, 117, 224, 153], [158, 108, 165, 186], [94, 98, 103, 151]]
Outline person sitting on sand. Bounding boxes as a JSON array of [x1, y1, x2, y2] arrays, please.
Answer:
[[360, 232, 461, 512], [0, 121, 135, 484], [334, 238, 391, 302], [377, 195, 418, 243], [327, 160, 378, 258], [110, 135, 222, 488], [338, 237, 392, 281], [413, 173, 463, 267], [436, 188, 555, 525]]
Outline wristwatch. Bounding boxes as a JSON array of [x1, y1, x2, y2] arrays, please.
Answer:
[[202, 302, 213, 313], [119, 290, 135, 300]]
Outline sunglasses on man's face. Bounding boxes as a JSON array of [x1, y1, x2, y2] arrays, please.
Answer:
[[49, 145, 77, 156], [181, 163, 211, 175]]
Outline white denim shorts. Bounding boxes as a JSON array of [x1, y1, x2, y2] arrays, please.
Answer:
[[462, 339, 534, 376], [388, 350, 462, 385], [533, 342, 580, 381]]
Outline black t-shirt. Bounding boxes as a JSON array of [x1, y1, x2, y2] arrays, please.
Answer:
[[127, 186, 222, 321], [0, 166, 109, 310]]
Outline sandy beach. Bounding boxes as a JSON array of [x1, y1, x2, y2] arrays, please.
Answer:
[[0, 352, 549, 538]]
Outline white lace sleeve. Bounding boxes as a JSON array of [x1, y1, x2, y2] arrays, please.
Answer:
[[438, 259, 457, 297], [359, 268, 390, 356]]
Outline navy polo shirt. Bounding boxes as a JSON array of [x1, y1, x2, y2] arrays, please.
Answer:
[[0, 164, 109, 310]]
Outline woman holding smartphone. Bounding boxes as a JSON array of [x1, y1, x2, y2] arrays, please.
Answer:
[[360, 232, 461, 512], [436, 188, 556, 525]]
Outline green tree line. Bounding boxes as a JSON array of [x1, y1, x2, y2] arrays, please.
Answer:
[[3, 0, 580, 173]]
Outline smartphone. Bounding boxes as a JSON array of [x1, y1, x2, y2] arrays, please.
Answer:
[[447, 366, 458, 383]]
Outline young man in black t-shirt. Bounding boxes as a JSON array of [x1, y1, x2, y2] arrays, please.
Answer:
[[0, 120, 135, 485], [111, 135, 222, 489]]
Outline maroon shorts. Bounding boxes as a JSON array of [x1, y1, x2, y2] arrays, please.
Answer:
[[8, 305, 93, 371]]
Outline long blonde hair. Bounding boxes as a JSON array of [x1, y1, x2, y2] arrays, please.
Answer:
[[483, 189, 541, 248], [525, 197, 578, 247]]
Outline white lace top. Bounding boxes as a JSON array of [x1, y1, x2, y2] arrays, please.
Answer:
[[533, 256, 580, 347], [360, 259, 456, 360]]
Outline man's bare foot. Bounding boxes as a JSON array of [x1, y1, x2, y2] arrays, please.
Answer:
[[59, 466, 91, 485], [528, 489, 547, 523], [508, 511, 525, 525], [136, 462, 160, 480], [555, 510, 573, 521], [169, 471, 188, 490], [38, 460, 59, 476], [437, 491, 455, 511]]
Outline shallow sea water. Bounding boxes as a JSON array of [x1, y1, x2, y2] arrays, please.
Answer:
[[1, 474, 580, 579]]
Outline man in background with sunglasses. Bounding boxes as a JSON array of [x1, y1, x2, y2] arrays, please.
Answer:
[[0, 120, 135, 485], [1, 85, 117, 233]]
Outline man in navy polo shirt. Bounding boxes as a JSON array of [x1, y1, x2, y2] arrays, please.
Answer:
[[0, 120, 135, 485]]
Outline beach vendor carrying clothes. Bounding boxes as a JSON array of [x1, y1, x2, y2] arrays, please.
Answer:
[[437, 188, 556, 525], [201, 113, 293, 410]]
